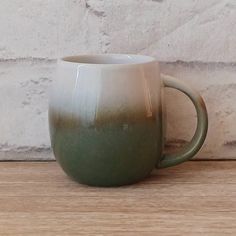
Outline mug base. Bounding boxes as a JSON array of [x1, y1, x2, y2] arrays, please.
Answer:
[[66, 171, 153, 187]]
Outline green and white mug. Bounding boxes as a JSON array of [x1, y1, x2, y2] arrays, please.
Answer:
[[49, 54, 208, 187]]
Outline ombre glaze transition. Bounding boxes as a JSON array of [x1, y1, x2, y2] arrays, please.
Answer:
[[49, 54, 208, 186], [49, 55, 163, 186]]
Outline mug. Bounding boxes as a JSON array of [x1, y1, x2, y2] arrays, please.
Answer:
[[49, 54, 208, 187]]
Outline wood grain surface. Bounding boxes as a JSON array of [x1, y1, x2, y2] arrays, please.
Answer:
[[0, 161, 235, 235]]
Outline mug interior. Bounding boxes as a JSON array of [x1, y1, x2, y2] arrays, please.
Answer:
[[62, 54, 155, 65]]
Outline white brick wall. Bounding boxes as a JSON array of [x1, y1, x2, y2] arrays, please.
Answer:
[[0, 0, 236, 160]]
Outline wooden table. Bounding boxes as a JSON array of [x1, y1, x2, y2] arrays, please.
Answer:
[[0, 161, 235, 235]]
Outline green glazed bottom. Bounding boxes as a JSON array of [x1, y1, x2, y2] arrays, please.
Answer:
[[50, 119, 162, 187]]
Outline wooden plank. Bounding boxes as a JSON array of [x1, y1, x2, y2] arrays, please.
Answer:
[[0, 161, 235, 235]]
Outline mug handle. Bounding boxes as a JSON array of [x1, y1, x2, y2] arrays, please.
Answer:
[[158, 74, 208, 168]]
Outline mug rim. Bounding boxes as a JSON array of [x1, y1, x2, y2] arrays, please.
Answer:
[[59, 54, 156, 66]]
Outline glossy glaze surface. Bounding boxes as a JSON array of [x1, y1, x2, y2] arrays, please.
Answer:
[[49, 54, 208, 186], [49, 55, 163, 186]]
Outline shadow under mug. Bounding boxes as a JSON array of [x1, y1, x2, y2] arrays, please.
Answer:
[[49, 54, 208, 187]]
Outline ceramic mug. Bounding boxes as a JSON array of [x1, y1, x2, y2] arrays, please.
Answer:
[[49, 54, 208, 187]]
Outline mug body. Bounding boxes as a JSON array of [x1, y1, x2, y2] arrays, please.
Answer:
[[49, 54, 163, 186]]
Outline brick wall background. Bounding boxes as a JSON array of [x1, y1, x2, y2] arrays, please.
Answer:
[[0, 0, 235, 160]]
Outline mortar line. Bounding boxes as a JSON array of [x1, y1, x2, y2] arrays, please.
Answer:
[[1, 58, 236, 67]]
